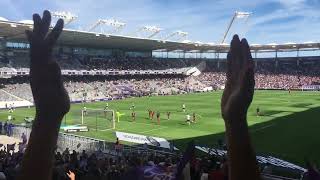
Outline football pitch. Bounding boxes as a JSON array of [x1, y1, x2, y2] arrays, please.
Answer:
[[1, 90, 320, 165]]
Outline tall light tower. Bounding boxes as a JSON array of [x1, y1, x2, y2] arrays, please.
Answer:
[[51, 11, 78, 26], [220, 11, 251, 44], [87, 19, 126, 34]]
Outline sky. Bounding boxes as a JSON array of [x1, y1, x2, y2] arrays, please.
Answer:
[[0, 0, 319, 44]]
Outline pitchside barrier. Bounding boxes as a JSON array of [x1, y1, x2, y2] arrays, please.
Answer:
[[12, 125, 31, 141], [196, 146, 307, 173], [11, 126, 176, 157], [11, 125, 106, 152]]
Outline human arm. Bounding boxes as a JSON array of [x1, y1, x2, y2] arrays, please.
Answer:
[[221, 35, 261, 180], [17, 10, 70, 180], [67, 170, 76, 180]]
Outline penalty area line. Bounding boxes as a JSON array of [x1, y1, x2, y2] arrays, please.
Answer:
[[251, 124, 275, 133], [128, 121, 170, 128], [140, 126, 168, 134], [99, 128, 114, 132]]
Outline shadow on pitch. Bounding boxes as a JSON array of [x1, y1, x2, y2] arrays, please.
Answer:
[[173, 106, 320, 166]]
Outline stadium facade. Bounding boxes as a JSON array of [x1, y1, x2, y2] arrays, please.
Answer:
[[1, 18, 320, 62], [0, 18, 320, 98]]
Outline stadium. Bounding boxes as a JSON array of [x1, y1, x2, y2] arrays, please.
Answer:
[[0, 9, 319, 180]]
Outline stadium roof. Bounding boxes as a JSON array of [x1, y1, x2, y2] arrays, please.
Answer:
[[0, 20, 319, 52]]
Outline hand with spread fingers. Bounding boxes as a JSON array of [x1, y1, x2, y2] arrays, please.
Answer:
[[67, 170, 76, 180], [18, 10, 70, 180], [26, 10, 70, 120], [221, 35, 260, 180]]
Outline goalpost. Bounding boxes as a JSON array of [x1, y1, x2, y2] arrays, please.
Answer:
[[80, 108, 116, 130]]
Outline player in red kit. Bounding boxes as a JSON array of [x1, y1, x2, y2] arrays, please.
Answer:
[[151, 111, 155, 120], [131, 111, 136, 121], [148, 109, 152, 120], [156, 111, 160, 125], [192, 112, 196, 123], [166, 111, 171, 120]]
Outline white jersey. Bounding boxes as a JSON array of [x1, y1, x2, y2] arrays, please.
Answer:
[[186, 115, 191, 121], [182, 104, 186, 109]]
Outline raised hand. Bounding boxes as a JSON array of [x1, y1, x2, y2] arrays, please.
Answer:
[[26, 10, 70, 120], [221, 34, 255, 123], [66, 170, 76, 180], [18, 10, 70, 180], [220, 35, 260, 180]]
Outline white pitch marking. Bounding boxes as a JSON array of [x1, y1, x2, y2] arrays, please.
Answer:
[[251, 124, 275, 133], [140, 126, 168, 134]]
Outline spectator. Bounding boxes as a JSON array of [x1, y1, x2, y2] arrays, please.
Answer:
[[221, 35, 260, 179], [17, 10, 70, 180], [21, 133, 27, 145]]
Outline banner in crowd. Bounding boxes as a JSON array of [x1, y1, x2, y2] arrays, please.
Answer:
[[116, 131, 173, 149], [302, 85, 320, 91], [196, 146, 307, 172]]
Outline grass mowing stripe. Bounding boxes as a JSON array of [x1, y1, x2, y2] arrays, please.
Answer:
[[0, 90, 319, 165]]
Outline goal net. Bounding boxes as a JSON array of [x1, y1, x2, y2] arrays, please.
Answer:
[[66, 108, 115, 131]]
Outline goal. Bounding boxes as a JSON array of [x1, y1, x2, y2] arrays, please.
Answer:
[[80, 108, 116, 131]]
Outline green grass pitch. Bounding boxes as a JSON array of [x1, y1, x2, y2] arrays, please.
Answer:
[[1, 90, 320, 165]]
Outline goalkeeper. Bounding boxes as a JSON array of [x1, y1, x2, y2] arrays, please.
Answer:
[[116, 110, 125, 122]]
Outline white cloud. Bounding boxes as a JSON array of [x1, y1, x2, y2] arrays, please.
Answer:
[[278, 0, 306, 7]]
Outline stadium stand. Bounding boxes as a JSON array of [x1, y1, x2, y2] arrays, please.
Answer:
[[1, 13, 320, 180], [1, 56, 320, 104]]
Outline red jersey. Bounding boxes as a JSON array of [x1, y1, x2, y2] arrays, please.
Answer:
[[209, 170, 224, 180]]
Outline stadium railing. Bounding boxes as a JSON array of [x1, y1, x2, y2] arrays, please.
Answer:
[[12, 125, 31, 141], [11, 125, 177, 157], [261, 173, 300, 180]]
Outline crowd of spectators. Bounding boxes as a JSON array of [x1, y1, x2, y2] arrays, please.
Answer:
[[2, 51, 202, 71], [1, 56, 320, 103], [197, 60, 320, 89], [49, 147, 232, 180], [0, 134, 308, 180], [2, 69, 320, 104], [0, 136, 233, 180], [0, 74, 208, 103]]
